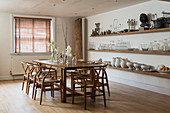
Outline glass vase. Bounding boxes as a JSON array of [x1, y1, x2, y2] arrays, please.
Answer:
[[60, 57, 63, 63], [56, 54, 59, 62], [72, 56, 77, 65], [66, 56, 71, 64], [51, 52, 55, 62]]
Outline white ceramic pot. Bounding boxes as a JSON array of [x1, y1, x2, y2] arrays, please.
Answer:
[[115, 57, 121, 67], [149, 65, 155, 71], [134, 63, 141, 70], [112, 57, 116, 67], [141, 64, 150, 71], [126, 61, 133, 69], [120, 58, 128, 68]]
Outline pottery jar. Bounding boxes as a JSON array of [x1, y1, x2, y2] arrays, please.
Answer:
[[112, 57, 116, 66], [115, 57, 121, 67], [126, 61, 134, 69], [120, 58, 128, 68]]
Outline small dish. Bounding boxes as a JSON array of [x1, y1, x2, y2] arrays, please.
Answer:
[[158, 70, 170, 75]]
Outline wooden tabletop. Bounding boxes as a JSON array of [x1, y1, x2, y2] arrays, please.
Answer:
[[33, 60, 107, 70]]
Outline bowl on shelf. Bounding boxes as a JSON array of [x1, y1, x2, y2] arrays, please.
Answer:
[[126, 61, 134, 69], [141, 64, 150, 71], [141, 44, 148, 51], [133, 63, 141, 70]]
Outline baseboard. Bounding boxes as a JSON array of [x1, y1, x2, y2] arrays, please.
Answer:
[[0, 74, 23, 81], [0, 75, 13, 81], [12, 74, 23, 80], [110, 76, 170, 96]]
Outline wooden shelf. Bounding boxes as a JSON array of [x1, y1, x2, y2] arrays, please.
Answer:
[[107, 66, 170, 79], [88, 50, 170, 55], [90, 28, 170, 37]]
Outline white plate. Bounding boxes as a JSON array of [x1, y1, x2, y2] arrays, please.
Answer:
[[158, 70, 170, 75]]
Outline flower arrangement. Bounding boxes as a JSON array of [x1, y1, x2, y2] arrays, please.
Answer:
[[65, 45, 73, 64], [47, 41, 58, 61], [66, 45, 72, 57]]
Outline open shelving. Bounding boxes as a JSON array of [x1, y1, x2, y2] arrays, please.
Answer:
[[88, 50, 170, 55], [107, 66, 170, 79], [90, 28, 170, 37]]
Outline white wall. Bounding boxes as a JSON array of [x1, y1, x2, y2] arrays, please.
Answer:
[[0, 13, 11, 80], [0, 12, 76, 80], [87, 0, 170, 95], [55, 17, 76, 52]]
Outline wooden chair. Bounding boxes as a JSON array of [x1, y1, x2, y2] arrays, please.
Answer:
[[26, 63, 37, 96], [21, 61, 29, 91], [33, 65, 62, 105], [71, 68, 106, 110], [37, 59, 58, 80], [21, 61, 35, 94], [74, 61, 110, 96], [94, 65, 110, 96]]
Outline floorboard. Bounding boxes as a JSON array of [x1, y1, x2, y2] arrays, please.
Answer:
[[0, 79, 170, 113]]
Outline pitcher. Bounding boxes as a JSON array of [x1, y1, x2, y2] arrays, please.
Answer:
[[112, 57, 116, 67], [115, 57, 121, 67], [120, 58, 128, 68]]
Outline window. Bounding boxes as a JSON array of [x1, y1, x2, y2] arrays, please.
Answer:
[[14, 17, 51, 53]]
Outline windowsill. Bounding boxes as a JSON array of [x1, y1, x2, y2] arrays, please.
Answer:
[[10, 52, 51, 56]]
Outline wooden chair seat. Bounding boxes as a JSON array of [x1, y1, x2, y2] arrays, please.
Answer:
[[33, 65, 62, 105], [37, 78, 61, 84]]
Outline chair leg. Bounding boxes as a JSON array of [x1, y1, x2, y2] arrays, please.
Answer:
[[60, 81, 62, 102], [26, 78, 29, 94], [51, 85, 53, 97], [52, 85, 54, 98], [55, 70, 57, 80], [40, 83, 44, 105], [72, 83, 75, 104], [84, 86, 86, 110], [32, 78, 36, 99], [22, 76, 25, 91], [27, 82, 30, 95], [104, 71, 110, 96], [27, 80, 31, 95], [94, 87, 96, 102], [102, 80, 106, 108], [34, 83, 38, 100]]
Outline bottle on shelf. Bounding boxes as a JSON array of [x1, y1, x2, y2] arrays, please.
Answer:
[[163, 39, 168, 51], [148, 42, 153, 51], [152, 41, 159, 51]]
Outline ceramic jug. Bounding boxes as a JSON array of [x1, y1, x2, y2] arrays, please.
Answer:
[[120, 58, 128, 68], [112, 57, 116, 66], [115, 57, 121, 67]]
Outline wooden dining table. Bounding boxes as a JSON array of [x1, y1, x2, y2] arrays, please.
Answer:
[[33, 59, 107, 103]]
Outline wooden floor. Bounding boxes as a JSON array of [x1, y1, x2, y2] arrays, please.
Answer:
[[0, 80, 170, 113]]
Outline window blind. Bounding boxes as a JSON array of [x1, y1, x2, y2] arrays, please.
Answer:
[[14, 17, 51, 53]]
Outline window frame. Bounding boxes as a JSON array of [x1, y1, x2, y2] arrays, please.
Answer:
[[11, 14, 55, 54]]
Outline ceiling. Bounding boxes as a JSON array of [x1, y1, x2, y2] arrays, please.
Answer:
[[0, 0, 152, 17]]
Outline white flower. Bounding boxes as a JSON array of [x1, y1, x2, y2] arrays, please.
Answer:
[[47, 41, 58, 54], [66, 45, 72, 57]]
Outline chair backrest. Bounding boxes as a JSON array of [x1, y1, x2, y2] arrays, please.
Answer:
[[26, 62, 36, 78], [21, 61, 32, 76], [34, 65, 56, 82]]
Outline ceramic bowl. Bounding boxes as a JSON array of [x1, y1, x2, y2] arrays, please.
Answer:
[[133, 63, 141, 70], [141, 64, 150, 71], [126, 62, 134, 69]]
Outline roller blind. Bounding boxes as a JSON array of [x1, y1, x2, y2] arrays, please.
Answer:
[[14, 17, 51, 53]]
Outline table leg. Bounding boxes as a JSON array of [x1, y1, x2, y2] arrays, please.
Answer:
[[91, 69, 95, 99], [61, 68, 66, 103]]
